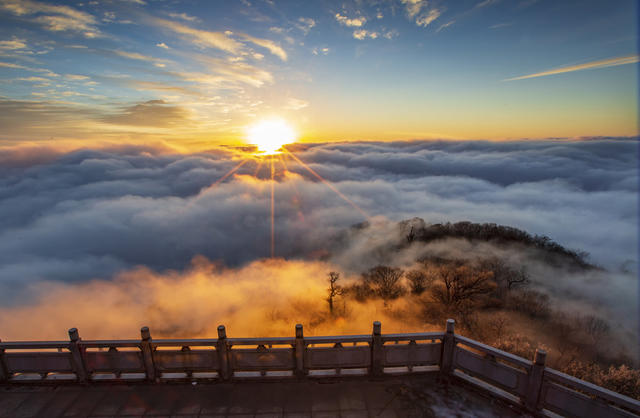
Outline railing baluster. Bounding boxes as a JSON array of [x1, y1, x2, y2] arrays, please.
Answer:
[[140, 326, 156, 382], [440, 319, 455, 376], [295, 324, 305, 377], [525, 349, 546, 412], [68, 328, 87, 383], [371, 321, 383, 376], [0, 339, 8, 382], [217, 325, 230, 380]]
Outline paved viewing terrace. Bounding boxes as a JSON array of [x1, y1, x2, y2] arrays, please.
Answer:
[[1, 320, 639, 417]]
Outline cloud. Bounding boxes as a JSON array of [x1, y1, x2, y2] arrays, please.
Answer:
[[0, 37, 27, 50], [112, 49, 167, 67], [383, 30, 398, 40], [284, 98, 309, 110], [399, 1, 442, 27], [102, 99, 190, 127], [489, 22, 512, 29], [297, 17, 315, 34], [173, 56, 274, 87], [240, 33, 287, 61], [0, 139, 636, 342], [156, 42, 169, 49], [353, 29, 378, 40], [152, 18, 243, 54], [505, 55, 640, 81], [17, 76, 49, 82], [401, 0, 426, 19], [416, 9, 442, 27], [312, 47, 330, 55], [476, 0, 500, 8], [65, 74, 89, 81], [167, 12, 198, 22], [436, 20, 455, 32], [0, 0, 100, 38], [0, 139, 637, 345], [335, 13, 367, 27], [0, 61, 58, 77]]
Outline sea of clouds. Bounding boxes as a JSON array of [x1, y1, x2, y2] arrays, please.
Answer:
[[0, 138, 637, 340]]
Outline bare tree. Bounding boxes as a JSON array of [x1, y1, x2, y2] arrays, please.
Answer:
[[326, 271, 343, 315], [481, 257, 529, 293], [432, 264, 495, 306], [406, 269, 434, 295], [363, 265, 405, 302]]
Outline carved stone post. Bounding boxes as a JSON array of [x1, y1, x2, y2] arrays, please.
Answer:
[[525, 349, 547, 411], [0, 339, 8, 382], [371, 321, 383, 376], [217, 325, 230, 380], [440, 319, 455, 376], [68, 328, 87, 383], [140, 326, 156, 382], [295, 324, 305, 377]]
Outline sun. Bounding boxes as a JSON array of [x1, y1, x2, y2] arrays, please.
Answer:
[[246, 118, 296, 154]]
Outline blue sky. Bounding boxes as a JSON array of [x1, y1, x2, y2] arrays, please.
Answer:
[[0, 0, 637, 149]]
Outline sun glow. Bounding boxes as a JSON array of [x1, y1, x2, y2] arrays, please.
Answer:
[[247, 118, 296, 154]]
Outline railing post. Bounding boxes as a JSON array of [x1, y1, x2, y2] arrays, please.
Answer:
[[0, 339, 8, 382], [440, 319, 455, 376], [68, 328, 87, 383], [217, 325, 230, 380], [140, 326, 156, 382], [525, 349, 546, 412], [295, 324, 306, 377], [371, 321, 383, 376]]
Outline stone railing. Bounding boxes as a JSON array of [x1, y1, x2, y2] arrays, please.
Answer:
[[1, 320, 638, 417]]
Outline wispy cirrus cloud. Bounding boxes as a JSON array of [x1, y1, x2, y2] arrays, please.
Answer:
[[152, 18, 243, 54], [151, 18, 286, 61], [103, 99, 190, 127], [489, 22, 512, 29], [0, 0, 100, 38], [436, 20, 455, 32], [112, 49, 168, 68], [0, 37, 27, 50], [505, 54, 639, 81], [240, 33, 287, 61], [179, 55, 274, 87], [167, 12, 198, 22], [0, 61, 58, 77]]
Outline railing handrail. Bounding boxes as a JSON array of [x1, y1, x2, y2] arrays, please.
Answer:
[[454, 334, 534, 369], [544, 367, 640, 412]]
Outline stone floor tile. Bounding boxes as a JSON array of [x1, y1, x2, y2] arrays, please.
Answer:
[[0, 393, 30, 418], [37, 390, 81, 418], [90, 389, 131, 416], [63, 389, 108, 417], [11, 392, 56, 418]]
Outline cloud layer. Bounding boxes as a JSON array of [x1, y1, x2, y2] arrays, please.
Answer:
[[0, 139, 636, 340]]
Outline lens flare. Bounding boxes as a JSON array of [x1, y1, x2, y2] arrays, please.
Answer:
[[247, 118, 296, 154]]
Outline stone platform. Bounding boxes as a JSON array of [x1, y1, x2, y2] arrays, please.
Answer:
[[0, 375, 524, 418]]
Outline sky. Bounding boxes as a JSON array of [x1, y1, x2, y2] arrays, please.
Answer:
[[0, 0, 637, 150]]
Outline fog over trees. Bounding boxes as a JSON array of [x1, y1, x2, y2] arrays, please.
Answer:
[[323, 219, 640, 399]]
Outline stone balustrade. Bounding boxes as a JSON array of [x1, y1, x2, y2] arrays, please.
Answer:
[[1, 319, 638, 417]]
